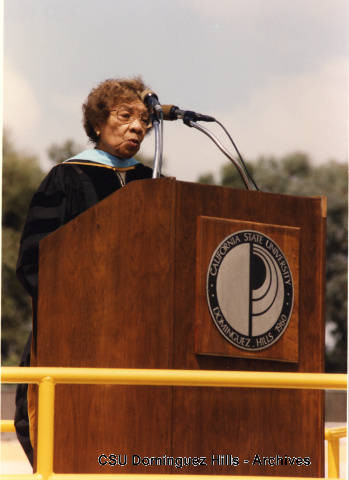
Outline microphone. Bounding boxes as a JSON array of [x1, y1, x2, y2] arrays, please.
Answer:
[[140, 89, 162, 113], [161, 105, 215, 123]]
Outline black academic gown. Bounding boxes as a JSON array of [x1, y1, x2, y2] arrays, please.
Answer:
[[15, 160, 153, 465]]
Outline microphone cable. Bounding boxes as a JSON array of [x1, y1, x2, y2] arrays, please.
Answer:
[[162, 104, 259, 190], [213, 118, 259, 191], [181, 110, 259, 191]]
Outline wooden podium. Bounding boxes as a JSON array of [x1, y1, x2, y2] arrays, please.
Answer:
[[36, 178, 326, 475]]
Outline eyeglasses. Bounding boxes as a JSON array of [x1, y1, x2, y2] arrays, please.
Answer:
[[110, 106, 151, 129]]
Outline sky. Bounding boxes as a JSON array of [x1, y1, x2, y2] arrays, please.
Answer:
[[3, 0, 348, 182]]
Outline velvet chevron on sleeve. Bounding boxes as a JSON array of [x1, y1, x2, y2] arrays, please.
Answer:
[[16, 166, 67, 298]]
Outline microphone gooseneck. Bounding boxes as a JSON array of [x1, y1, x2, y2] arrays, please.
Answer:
[[160, 103, 258, 190], [140, 89, 163, 178], [161, 105, 215, 123], [140, 93, 258, 190]]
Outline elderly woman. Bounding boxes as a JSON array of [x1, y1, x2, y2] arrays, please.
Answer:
[[15, 77, 153, 465]]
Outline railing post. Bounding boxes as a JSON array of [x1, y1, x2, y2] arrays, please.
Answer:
[[36, 376, 55, 480], [327, 435, 340, 478]]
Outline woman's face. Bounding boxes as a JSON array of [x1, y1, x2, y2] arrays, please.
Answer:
[[96, 100, 149, 159]]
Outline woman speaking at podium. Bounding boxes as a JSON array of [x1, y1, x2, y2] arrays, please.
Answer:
[[15, 77, 154, 465]]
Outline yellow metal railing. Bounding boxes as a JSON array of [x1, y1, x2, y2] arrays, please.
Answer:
[[1, 367, 347, 480], [1, 420, 16, 432], [1, 476, 347, 480], [2, 421, 347, 478], [325, 427, 347, 479]]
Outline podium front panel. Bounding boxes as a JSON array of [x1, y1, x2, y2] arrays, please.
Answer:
[[37, 178, 325, 475]]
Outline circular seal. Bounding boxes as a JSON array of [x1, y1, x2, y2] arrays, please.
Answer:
[[207, 230, 294, 351]]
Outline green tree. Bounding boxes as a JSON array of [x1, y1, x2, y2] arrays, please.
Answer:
[[198, 172, 216, 185], [199, 152, 347, 372], [1, 136, 83, 364], [47, 139, 82, 164], [2, 132, 45, 364]]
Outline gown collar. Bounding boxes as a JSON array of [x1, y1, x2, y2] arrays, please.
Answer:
[[66, 149, 139, 168]]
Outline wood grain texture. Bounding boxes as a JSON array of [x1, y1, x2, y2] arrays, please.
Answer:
[[36, 178, 325, 475], [171, 181, 325, 476], [38, 178, 176, 472]]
